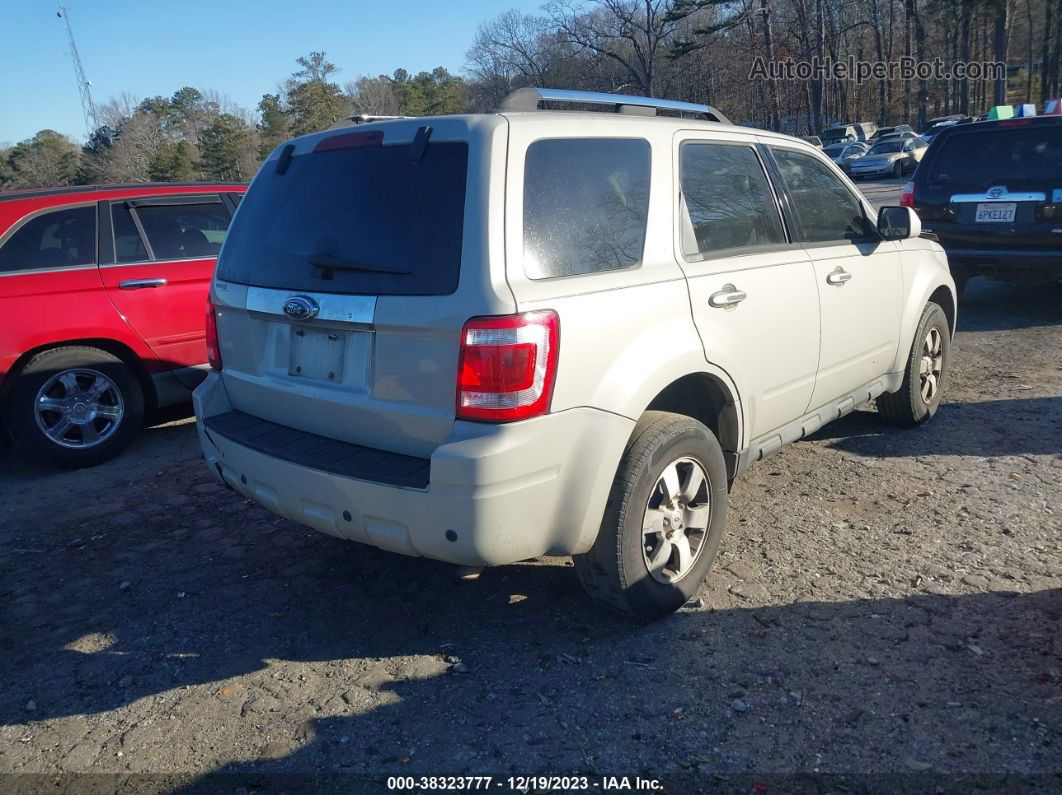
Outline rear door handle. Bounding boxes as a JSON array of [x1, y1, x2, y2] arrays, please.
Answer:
[[119, 278, 167, 289], [708, 285, 748, 308], [826, 269, 853, 285]]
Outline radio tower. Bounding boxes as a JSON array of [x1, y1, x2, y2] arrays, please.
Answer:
[[57, 6, 100, 136]]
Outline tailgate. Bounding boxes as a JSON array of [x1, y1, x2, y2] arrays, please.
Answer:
[[208, 116, 513, 459]]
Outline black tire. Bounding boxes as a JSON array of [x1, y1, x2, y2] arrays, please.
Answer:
[[3, 346, 145, 468], [574, 411, 728, 619], [876, 303, 950, 427]]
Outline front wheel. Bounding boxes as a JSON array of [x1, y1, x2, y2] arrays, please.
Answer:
[[3, 346, 145, 468], [574, 411, 728, 619], [876, 302, 951, 427]]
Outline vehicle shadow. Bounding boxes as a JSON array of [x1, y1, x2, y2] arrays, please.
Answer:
[[2, 481, 1060, 780], [809, 396, 1062, 458], [0, 402, 197, 480], [958, 279, 1062, 332]]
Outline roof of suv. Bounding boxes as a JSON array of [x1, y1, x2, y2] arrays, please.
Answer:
[[0, 181, 245, 203]]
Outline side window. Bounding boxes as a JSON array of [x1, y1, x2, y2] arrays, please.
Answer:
[[132, 201, 230, 261], [0, 206, 96, 273], [679, 143, 787, 258], [112, 204, 148, 263], [770, 149, 876, 244], [523, 138, 651, 279]]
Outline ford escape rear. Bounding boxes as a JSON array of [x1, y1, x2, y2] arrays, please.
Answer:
[[196, 89, 956, 618]]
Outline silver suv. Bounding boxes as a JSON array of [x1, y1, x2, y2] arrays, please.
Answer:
[[196, 89, 956, 618]]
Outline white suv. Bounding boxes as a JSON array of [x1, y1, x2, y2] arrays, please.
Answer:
[[195, 89, 956, 618]]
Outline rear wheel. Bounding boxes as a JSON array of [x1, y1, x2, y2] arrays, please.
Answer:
[[876, 303, 950, 427], [574, 411, 728, 619], [3, 346, 145, 468]]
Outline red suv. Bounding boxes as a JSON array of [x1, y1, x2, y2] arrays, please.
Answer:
[[0, 182, 245, 467]]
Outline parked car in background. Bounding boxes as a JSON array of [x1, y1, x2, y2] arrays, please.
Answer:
[[195, 88, 955, 618], [823, 141, 869, 173], [802, 135, 823, 148], [0, 182, 245, 467], [871, 124, 914, 141], [851, 137, 929, 178], [875, 130, 919, 143], [902, 114, 1062, 295], [921, 116, 975, 143], [820, 122, 878, 145]]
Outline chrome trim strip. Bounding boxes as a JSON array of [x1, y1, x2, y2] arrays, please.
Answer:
[[99, 256, 214, 268], [0, 263, 98, 278], [244, 285, 376, 327], [950, 192, 1046, 202]]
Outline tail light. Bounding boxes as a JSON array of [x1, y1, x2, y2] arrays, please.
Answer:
[[206, 296, 222, 370], [899, 181, 915, 207], [456, 310, 559, 422]]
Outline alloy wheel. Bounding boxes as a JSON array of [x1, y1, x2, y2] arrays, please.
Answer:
[[34, 368, 125, 449], [641, 457, 712, 584], [919, 327, 944, 404]]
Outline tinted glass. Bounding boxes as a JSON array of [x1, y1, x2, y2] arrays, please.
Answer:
[[135, 202, 229, 260], [868, 141, 904, 155], [679, 143, 786, 257], [523, 138, 650, 279], [821, 127, 852, 142], [927, 126, 1062, 184], [218, 142, 467, 295], [771, 149, 874, 244], [112, 204, 148, 263], [823, 145, 846, 157], [0, 205, 95, 273]]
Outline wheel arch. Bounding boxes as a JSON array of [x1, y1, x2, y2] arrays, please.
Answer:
[[928, 284, 956, 335], [641, 371, 742, 480], [1, 338, 158, 410]]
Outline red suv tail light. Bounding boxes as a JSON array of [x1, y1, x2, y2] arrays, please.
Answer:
[[206, 296, 222, 370], [899, 181, 915, 207], [456, 310, 559, 422]]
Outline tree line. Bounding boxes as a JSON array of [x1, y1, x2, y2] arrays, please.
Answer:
[[2, 0, 1060, 191]]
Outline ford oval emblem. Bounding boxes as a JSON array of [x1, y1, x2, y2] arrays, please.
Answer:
[[283, 295, 319, 321], [986, 185, 1007, 199]]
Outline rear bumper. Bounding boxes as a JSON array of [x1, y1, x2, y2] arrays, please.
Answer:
[[928, 240, 1062, 279], [193, 371, 633, 566]]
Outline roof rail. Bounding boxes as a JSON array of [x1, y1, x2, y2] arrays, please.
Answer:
[[498, 87, 730, 124], [349, 114, 407, 124], [0, 181, 246, 202]]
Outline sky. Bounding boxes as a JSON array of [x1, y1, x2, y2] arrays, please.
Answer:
[[0, 0, 546, 146]]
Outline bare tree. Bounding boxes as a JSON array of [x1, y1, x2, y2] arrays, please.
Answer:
[[547, 0, 703, 96], [345, 76, 401, 116]]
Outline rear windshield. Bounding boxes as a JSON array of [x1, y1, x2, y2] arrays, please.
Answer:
[[216, 140, 468, 295], [868, 141, 903, 155], [927, 126, 1062, 184], [821, 128, 851, 141]]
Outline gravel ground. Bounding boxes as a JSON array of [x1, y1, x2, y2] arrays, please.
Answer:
[[1, 276, 1059, 792]]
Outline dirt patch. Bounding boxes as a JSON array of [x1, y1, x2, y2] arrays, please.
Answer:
[[1, 280, 1059, 787]]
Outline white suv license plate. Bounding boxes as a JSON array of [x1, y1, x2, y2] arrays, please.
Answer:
[[290, 327, 346, 382], [975, 202, 1016, 223]]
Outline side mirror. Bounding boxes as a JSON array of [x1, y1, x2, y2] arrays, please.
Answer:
[[877, 206, 922, 240]]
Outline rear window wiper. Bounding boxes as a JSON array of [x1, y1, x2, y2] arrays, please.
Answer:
[[308, 255, 410, 276]]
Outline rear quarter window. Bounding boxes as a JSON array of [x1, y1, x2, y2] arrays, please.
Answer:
[[0, 205, 96, 273], [523, 138, 651, 279]]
